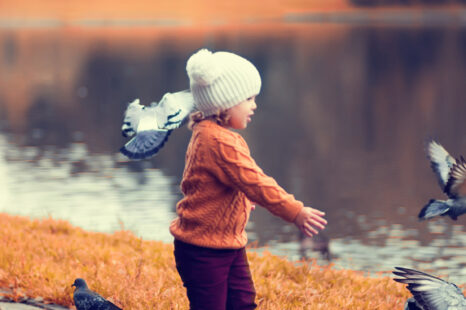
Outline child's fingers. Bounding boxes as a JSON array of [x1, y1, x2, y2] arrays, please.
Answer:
[[308, 207, 325, 216], [303, 231, 314, 238], [304, 223, 319, 235], [307, 218, 326, 230], [307, 211, 327, 226], [312, 215, 327, 226], [302, 227, 314, 238]]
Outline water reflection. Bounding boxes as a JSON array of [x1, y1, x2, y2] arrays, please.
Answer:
[[0, 24, 465, 284], [0, 136, 180, 242]]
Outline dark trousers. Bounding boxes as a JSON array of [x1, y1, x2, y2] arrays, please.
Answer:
[[174, 239, 257, 310]]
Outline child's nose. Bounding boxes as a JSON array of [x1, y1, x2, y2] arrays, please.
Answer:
[[251, 101, 257, 110]]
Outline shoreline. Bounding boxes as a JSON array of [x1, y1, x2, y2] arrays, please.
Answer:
[[0, 288, 67, 310]]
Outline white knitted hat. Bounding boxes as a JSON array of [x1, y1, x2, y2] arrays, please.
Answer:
[[186, 49, 261, 116]]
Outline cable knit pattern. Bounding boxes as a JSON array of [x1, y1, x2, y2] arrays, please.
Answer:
[[169, 120, 304, 249]]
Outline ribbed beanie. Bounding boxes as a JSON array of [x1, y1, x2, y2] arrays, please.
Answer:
[[186, 49, 261, 116]]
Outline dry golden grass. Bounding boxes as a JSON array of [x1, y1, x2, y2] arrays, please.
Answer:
[[0, 213, 458, 309]]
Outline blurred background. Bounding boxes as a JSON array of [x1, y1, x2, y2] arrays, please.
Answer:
[[0, 0, 465, 283]]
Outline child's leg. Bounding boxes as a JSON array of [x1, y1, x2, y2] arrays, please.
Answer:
[[174, 239, 236, 310], [226, 248, 257, 310]]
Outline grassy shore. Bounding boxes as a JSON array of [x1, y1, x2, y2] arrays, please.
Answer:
[[0, 213, 441, 309]]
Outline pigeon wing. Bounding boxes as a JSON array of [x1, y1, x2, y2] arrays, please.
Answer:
[[121, 99, 145, 138], [101, 300, 121, 310], [74, 288, 110, 310], [427, 141, 456, 191], [155, 90, 195, 130], [393, 267, 466, 310], [102, 300, 122, 310], [445, 156, 466, 198]]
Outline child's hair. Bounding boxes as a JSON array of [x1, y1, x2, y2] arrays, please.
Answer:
[[188, 110, 231, 130]]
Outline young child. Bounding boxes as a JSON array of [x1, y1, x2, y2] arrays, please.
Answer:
[[169, 49, 327, 310]]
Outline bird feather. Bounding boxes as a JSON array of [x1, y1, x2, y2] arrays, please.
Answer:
[[393, 267, 466, 310]]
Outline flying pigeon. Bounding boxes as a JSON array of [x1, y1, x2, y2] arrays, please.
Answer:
[[418, 140, 466, 220], [393, 267, 466, 310], [120, 89, 195, 160], [72, 278, 122, 310]]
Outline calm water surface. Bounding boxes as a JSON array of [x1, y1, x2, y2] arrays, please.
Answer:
[[0, 22, 465, 284]]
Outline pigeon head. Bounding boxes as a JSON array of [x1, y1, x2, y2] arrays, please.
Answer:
[[72, 278, 88, 289]]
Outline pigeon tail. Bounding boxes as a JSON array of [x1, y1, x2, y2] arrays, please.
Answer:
[[120, 130, 172, 160], [418, 199, 450, 220]]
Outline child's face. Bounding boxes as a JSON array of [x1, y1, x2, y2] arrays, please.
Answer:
[[226, 96, 257, 130]]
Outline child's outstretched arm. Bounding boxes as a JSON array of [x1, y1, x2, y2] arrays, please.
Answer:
[[210, 130, 327, 234]]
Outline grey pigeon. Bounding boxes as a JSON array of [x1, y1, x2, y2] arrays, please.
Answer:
[[418, 140, 466, 220], [393, 267, 466, 310], [120, 89, 195, 160], [72, 278, 122, 310]]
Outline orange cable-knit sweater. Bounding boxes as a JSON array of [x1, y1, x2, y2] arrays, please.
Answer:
[[169, 120, 304, 249]]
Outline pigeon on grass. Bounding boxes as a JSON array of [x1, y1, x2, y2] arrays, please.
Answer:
[[419, 140, 466, 220], [72, 278, 122, 310], [120, 90, 195, 160], [393, 267, 466, 310]]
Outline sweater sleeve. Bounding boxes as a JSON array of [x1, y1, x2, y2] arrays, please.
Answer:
[[210, 131, 304, 223]]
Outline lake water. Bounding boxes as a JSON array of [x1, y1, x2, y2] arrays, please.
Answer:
[[0, 20, 465, 284]]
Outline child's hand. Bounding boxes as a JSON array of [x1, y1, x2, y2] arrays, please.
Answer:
[[294, 207, 327, 237]]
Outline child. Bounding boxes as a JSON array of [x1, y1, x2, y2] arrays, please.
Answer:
[[169, 49, 327, 310]]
